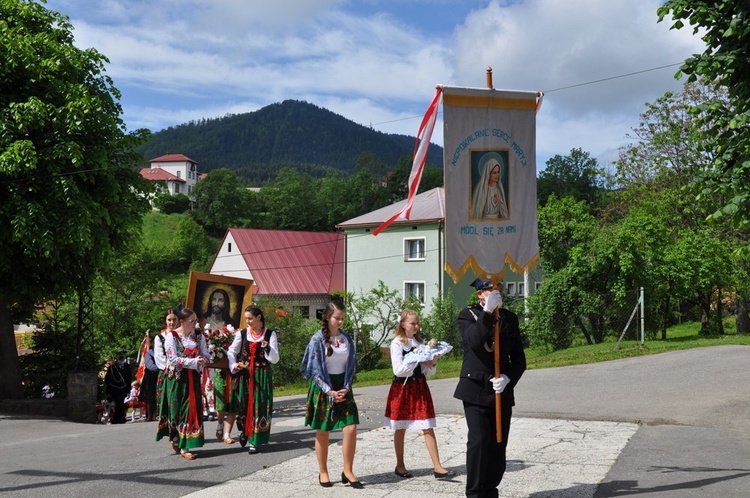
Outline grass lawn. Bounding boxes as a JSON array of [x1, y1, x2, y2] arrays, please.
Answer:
[[275, 318, 750, 397]]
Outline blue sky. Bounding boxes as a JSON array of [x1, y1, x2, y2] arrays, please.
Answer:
[[43, 0, 703, 169]]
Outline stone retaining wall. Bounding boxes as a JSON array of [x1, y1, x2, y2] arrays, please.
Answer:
[[0, 372, 99, 423]]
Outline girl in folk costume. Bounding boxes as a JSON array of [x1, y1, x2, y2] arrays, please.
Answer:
[[209, 324, 238, 445], [155, 309, 179, 448], [301, 300, 363, 489], [227, 306, 279, 454], [385, 309, 455, 479], [157, 307, 210, 460]]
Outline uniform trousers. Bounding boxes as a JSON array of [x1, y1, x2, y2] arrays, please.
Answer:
[[463, 400, 512, 498]]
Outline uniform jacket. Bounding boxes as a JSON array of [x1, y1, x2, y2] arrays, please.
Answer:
[[453, 304, 526, 407]]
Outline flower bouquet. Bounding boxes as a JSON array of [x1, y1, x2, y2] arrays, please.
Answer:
[[205, 324, 235, 369], [402, 339, 453, 365]]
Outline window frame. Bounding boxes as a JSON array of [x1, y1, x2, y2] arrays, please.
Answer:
[[404, 281, 426, 305], [403, 237, 426, 262]]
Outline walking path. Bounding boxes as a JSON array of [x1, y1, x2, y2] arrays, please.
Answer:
[[184, 414, 638, 498]]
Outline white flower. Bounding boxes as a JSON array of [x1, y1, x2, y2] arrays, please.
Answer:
[[227, 324, 235, 333]]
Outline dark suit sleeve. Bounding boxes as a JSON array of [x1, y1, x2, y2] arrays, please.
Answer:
[[501, 311, 526, 391], [458, 306, 496, 350]]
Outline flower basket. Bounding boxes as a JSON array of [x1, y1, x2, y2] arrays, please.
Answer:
[[204, 324, 235, 370]]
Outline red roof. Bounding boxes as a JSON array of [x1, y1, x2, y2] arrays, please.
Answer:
[[139, 167, 186, 183], [148, 153, 198, 164], [222, 229, 345, 295]]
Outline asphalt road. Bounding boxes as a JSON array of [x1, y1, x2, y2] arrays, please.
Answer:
[[1, 345, 749, 498]]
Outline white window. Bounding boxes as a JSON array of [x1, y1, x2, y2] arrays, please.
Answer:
[[176, 171, 181, 178], [404, 238, 426, 261], [174, 184, 181, 194], [404, 282, 425, 304], [535, 282, 542, 291], [506, 282, 516, 296], [518, 283, 525, 296]]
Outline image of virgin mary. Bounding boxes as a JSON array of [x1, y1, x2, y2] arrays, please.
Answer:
[[471, 151, 509, 220]]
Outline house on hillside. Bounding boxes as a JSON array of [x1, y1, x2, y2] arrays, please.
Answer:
[[139, 153, 200, 196], [336, 187, 542, 315], [208, 228, 345, 320]]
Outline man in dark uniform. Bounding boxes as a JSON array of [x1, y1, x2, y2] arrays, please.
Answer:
[[105, 351, 132, 424], [454, 278, 526, 498]]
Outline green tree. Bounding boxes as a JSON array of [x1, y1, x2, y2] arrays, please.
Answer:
[[173, 215, 217, 271], [658, 2, 750, 232], [616, 81, 745, 337], [155, 192, 190, 214], [317, 172, 352, 228], [537, 195, 598, 273], [616, 81, 722, 192], [537, 148, 602, 207], [190, 168, 252, 237], [0, 0, 151, 398], [260, 167, 323, 231], [346, 163, 389, 221], [420, 289, 460, 352]]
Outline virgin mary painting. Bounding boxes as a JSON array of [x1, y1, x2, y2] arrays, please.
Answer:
[[471, 151, 509, 220]]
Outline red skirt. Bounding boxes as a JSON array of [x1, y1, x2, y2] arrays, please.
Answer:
[[384, 375, 436, 430]]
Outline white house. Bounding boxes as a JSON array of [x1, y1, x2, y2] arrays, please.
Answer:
[[139, 153, 200, 196]]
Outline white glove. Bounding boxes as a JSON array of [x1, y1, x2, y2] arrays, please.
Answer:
[[490, 374, 510, 393], [483, 290, 503, 313]]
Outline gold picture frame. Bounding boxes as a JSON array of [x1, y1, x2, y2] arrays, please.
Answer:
[[185, 271, 254, 332]]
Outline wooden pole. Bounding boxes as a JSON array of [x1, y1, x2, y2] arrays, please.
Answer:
[[487, 67, 501, 441], [493, 286, 502, 443]]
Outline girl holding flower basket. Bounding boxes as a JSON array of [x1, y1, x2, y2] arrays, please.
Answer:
[[384, 309, 454, 479]]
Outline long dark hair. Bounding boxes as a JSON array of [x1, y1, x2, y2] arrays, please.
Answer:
[[321, 300, 346, 357], [205, 288, 232, 325], [245, 305, 265, 328]]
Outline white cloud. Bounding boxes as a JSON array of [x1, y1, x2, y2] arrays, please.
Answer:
[[46, 0, 707, 169]]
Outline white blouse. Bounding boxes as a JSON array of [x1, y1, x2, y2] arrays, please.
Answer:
[[227, 328, 280, 373]]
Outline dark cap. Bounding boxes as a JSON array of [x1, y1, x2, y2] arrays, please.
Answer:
[[470, 277, 493, 291], [116, 351, 127, 358]]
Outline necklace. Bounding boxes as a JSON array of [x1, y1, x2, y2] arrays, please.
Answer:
[[328, 333, 345, 349], [249, 327, 264, 340]]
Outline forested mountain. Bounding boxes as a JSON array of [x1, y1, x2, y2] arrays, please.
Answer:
[[135, 100, 443, 184]]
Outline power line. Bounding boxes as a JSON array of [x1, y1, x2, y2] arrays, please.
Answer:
[[542, 62, 683, 94], [369, 61, 685, 127]]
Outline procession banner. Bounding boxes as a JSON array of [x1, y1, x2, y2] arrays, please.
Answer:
[[442, 85, 540, 283]]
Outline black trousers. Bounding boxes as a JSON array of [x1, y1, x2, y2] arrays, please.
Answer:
[[108, 390, 128, 424], [463, 400, 512, 498]]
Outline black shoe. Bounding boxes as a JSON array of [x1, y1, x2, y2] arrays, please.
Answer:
[[341, 472, 364, 489], [238, 433, 247, 448], [434, 469, 456, 479], [247, 443, 259, 455], [318, 474, 333, 488], [394, 467, 413, 478]]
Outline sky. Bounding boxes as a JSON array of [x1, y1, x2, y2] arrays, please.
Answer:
[[43, 0, 705, 170]]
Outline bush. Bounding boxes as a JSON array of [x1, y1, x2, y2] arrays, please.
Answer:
[[421, 289, 461, 353], [154, 193, 190, 214], [258, 299, 318, 386]]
